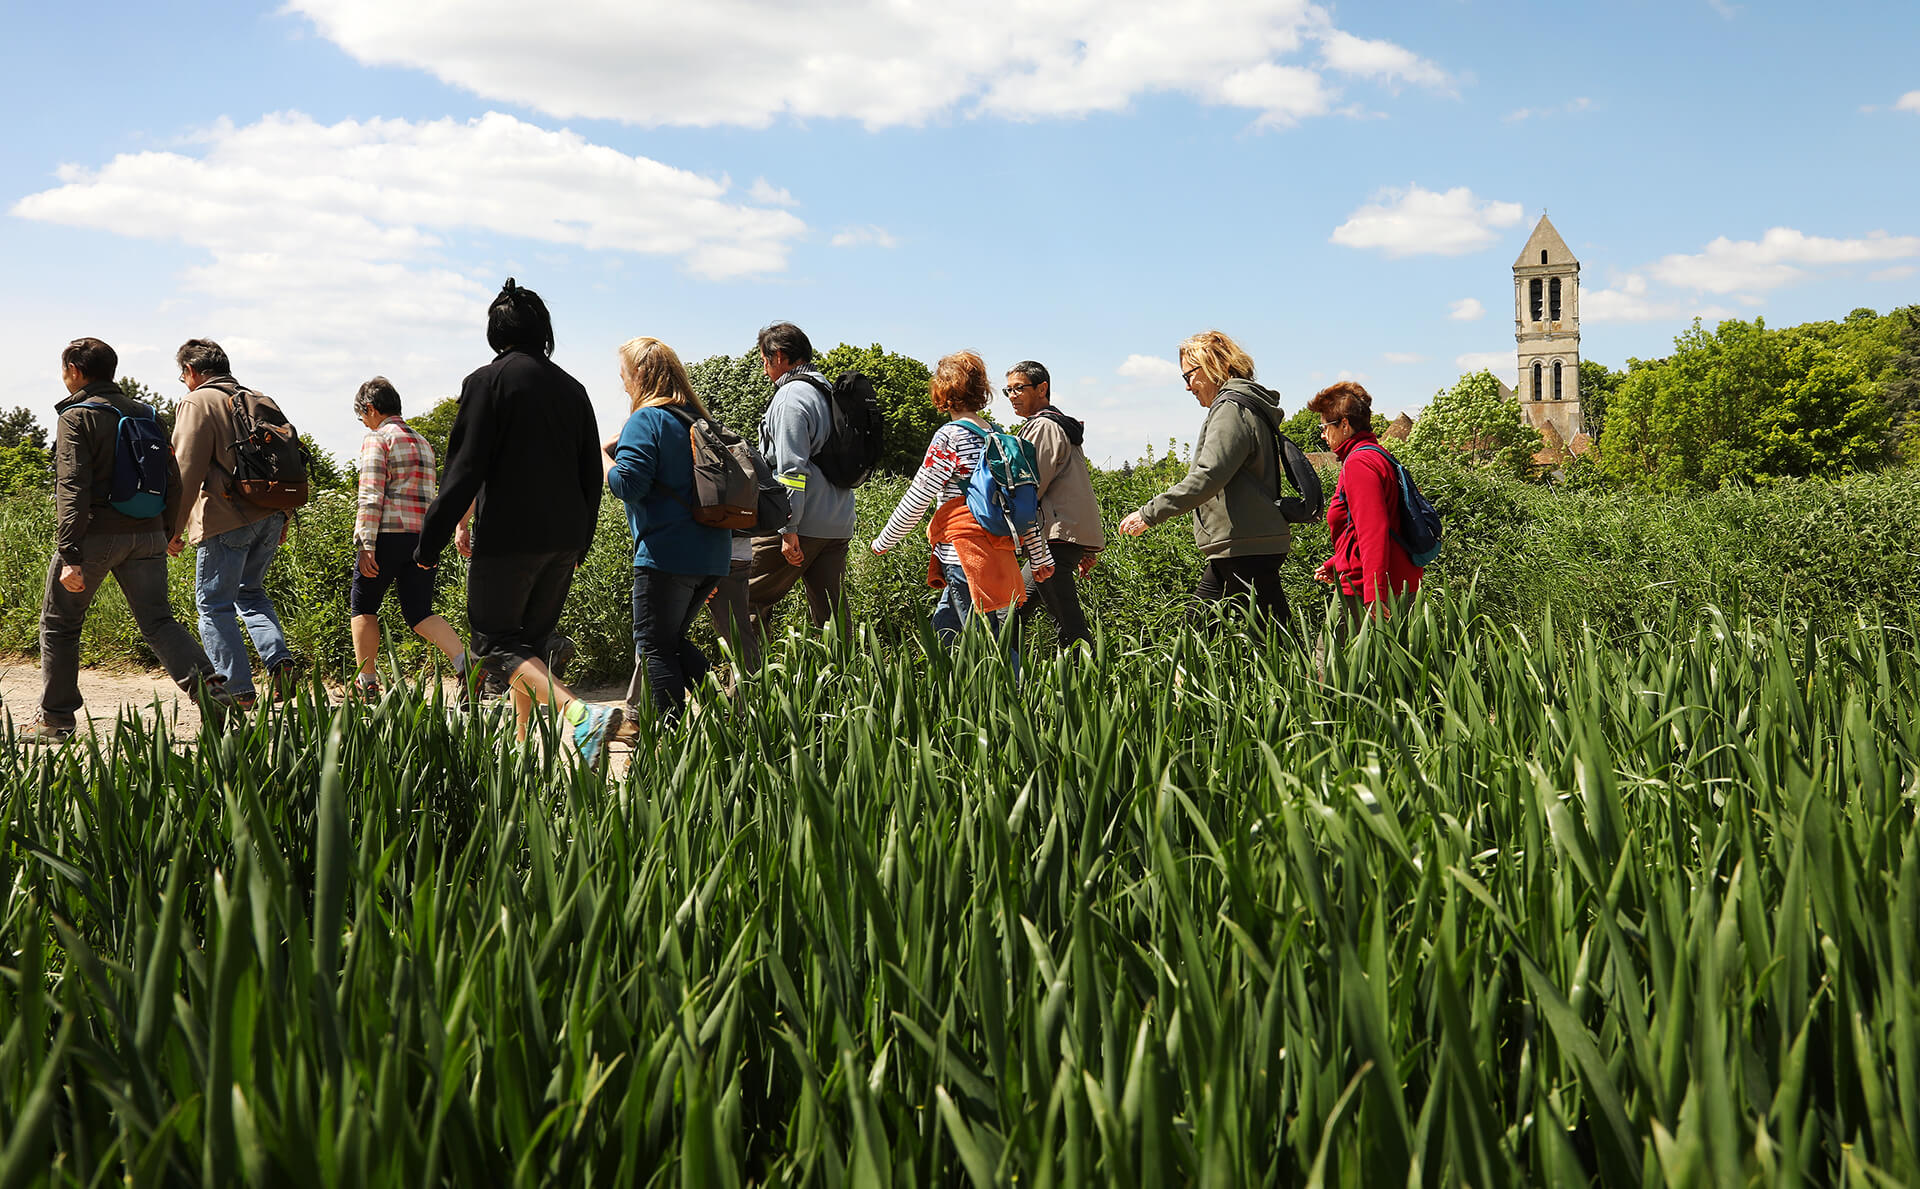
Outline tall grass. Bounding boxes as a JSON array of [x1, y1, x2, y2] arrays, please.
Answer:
[[3, 595, 1916, 1184]]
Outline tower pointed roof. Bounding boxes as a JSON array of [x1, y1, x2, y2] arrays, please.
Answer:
[[1514, 214, 1577, 269]]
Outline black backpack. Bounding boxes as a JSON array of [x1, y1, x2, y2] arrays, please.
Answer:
[[799, 371, 885, 489], [223, 386, 311, 511], [1216, 386, 1324, 524]]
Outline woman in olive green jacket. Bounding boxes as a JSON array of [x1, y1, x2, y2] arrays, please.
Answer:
[[1117, 330, 1291, 623]]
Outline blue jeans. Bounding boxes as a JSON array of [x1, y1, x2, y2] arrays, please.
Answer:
[[195, 513, 291, 695], [631, 567, 717, 723], [931, 561, 1005, 646]]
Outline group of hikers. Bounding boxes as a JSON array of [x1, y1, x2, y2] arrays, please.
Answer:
[[24, 279, 1428, 763]]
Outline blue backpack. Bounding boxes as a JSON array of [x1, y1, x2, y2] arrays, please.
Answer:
[[952, 419, 1040, 540], [84, 398, 170, 520], [1349, 444, 1443, 565]]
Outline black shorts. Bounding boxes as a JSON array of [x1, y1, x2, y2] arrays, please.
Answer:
[[348, 532, 438, 627], [466, 549, 577, 682]]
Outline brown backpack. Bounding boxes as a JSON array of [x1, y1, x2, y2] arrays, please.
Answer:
[[223, 386, 311, 511], [664, 406, 758, 530]]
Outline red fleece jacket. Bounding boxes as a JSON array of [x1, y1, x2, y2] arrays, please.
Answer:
[[1328, 434, 1424, 605]]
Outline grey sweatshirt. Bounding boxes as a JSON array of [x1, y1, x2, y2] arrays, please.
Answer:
[[758, 367, 856, 540]]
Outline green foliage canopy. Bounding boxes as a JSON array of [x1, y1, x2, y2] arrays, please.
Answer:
[[687, 343, 940, 477], [1403, 370, 1542, 477]]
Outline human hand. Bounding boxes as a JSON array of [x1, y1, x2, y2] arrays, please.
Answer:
[[1117, 511, 1149, 537], [602, 433, 621, 455], [1313, 559, 1336, 584], [1077, 551, 1098, 578], [780, 532, 804, 566], [357, 549, 379, 578], [58, 564, 85, 593], [167, 536, 184, 557], [1033, 562, 1054, 584], [455, 521, 473, 558]]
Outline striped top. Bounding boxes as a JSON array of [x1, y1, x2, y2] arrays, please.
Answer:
[[874, 419, 1054, 569], [354, 416, 438, 549]]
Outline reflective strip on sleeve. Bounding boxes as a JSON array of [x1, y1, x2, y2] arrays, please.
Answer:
[[777, 473, 808, 491]]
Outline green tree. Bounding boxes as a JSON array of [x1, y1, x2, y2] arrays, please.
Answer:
[[410, 397, 463, 475], [685, 350, 774, 442], [1870, 306, 1920, 457], [1576, 359, 1623, 441], [0, 407, 48, 452], [117, 378, 175, 435], [1402, 370, 1542, 478], [1281, 407, 1326, 451], [301, 434, 354, 494]]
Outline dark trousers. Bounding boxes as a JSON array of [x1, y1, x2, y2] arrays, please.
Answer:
[[745, 534, 850, 663], [466, 550, 576, 684], [628, 567, 717, 723], [1191, 554, 1289, 630], [706, 555, 757, 672], [40, 531, 217, 729], [1014, 540, 1092, 648]]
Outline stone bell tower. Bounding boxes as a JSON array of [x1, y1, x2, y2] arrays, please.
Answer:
[[1513, 214, 1583, 443]]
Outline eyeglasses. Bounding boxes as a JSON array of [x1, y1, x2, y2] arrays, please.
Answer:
[[1181, 365, 1201, 385], [1002, 382, 1037, 397]]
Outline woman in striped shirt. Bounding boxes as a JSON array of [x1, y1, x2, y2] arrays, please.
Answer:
[[871, 351, 1053, 645], [349, 376, 470, 696]]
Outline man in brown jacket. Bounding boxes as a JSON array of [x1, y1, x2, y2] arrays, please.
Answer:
[[24, 337, 231, 743], [169, 338, 295, 706], [1008, 361, 1104, 649]]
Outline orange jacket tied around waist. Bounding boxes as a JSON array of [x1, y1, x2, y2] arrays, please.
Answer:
[[926, 497, 1026, 615]]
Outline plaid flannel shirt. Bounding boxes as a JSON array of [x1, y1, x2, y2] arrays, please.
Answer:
[[355, 417, 438, 550]]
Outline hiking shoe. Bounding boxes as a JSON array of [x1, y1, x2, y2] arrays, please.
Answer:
[[547, 634, 577, 681], [569, 703, 623, 768], [20, 720, 74, 745], [192, 676, 241, 731], [267, 661, 301, 702]]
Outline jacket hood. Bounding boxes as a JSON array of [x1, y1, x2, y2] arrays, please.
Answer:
[[1218, 377, 1276, 406], [1031, 406, 1084, 447]]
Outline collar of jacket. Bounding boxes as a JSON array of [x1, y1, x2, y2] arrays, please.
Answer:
[[1029, 406, 1085, 447], [776, 365, 826, 391], [1333, 431, 1382, 460], [1216, 377, 1275, 406], [55, 379, 127, 415], [192, 373, 242, 396]]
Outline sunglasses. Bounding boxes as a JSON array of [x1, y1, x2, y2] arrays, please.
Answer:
[[1002, 382, 1037, 397]]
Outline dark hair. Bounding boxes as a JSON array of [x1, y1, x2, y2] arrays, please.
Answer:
[[62, 337, 118, 382], [1308, 380, 1373, 427], [354, 376, 403, 418], [931, 350, 992, 416], [487, 278, 555, 357], [175, 338, 231, 377], [756, 321, 813, 365], [1008, 360, 1050, 390]]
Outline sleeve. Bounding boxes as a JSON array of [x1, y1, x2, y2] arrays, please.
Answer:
[[53, 409, 90, 564], [763, 387, 814, 536], [161, 449, 184, 541], [1139, 405, 1255, 525], [169, 395, 216, 542], [576, 395, 602, 562], [353, 431, 387, 550], [1345, 452, 1400, 604], [1025, 419, 1070, 497], [872, 428, 959, 553], [605, 411, 659, 506], [1018, 519, 1055, 573], [416, 378, 496, 564]]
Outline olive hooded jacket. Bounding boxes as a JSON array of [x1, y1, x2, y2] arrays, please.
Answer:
[[1138, 378, 1291, 559]]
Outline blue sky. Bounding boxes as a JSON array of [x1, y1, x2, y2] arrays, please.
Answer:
[[3, 0, 1916, 464]]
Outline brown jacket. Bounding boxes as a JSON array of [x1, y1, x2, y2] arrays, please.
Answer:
[[172, 374, 285, 545], [52, 381, 184, 563], [1016, 409, 1106, 550]]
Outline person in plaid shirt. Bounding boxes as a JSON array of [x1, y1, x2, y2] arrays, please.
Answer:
[[349, 376, 470, 695]]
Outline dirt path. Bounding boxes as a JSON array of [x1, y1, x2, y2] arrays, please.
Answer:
[[0, 659, 636, 773]]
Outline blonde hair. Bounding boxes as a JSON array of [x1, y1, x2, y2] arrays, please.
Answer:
[[1178, 330, 1256, 388], [617, 337, 710, 418]]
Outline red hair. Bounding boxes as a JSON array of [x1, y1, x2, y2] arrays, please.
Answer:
[[931, 350, 991, 415], [1308, 381, 1373, 426]]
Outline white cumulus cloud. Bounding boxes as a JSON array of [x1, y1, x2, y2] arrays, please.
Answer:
[[10, 111, 806, 453], [1898, 91, 1920, 113], [288, 0, 1453, 131], [1330, 185, 1524, 257], [1582, 274, 1735, 325], [1647, 227, 1920, 294], [1454, 352, 1515, 384], [1448, 297, 1486, 321], [1117, 354, 1181, 383]]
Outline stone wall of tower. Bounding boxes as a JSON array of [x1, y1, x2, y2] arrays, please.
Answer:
[[1512, 221, 1584, 445]]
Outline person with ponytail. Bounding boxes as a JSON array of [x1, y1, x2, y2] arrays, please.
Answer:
[[415, 279, 622, 765]]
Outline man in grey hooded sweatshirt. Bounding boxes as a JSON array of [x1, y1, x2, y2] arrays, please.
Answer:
[[744, 322, 856, 660]]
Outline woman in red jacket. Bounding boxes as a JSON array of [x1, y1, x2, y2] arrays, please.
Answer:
[[1309, 382, 1423, 648]]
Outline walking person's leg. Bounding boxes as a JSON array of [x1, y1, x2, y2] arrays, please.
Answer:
[[196, 526, 255, 696], [706, 555, 757, 674], [744, 533, 804, 647], [673, 578, 719, 706], [631, 568, 709, 724], [389, 533, 467, 670], [233, 513, 292, 676], [348, 530, 398, 691], [115, 532, 222, 692], [1028, 541, 1090, 649], [33, 538, 122, 737], [931, 560, 974, 645], [799, 536, 850, 630]]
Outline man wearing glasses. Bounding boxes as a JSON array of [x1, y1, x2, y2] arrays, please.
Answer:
[[1006, 361, 1102, 649]]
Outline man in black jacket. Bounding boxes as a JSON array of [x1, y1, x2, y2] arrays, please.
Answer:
[[414, 280, 622, 763], [25, 337, 231, 743]]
